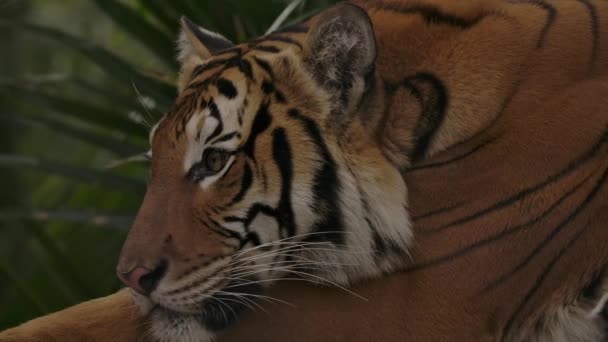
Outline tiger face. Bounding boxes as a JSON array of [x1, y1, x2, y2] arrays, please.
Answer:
[[116, 4, 411, 341]]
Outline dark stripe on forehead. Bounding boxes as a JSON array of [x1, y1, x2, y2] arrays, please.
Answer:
[[212, 131, 240, 144], [243, 103, 272, 158], [288, 109, 344, 245], [252, 45, 281, 53], [261, 80, 274, 94], [255, 35, 303, 50], [214, 47, 242, 57], [216, 78, 238, 99], [261, 79, 286, 104], [205, 100, 223, 144], [272, 128, 296, 238], [238, 59, 254, 80], [253, 57, 274, 77], [379, 3, 492, 29], [191, 58, 232, 80]]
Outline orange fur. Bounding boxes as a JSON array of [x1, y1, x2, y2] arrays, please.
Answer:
[[2, 0, 608, 341]]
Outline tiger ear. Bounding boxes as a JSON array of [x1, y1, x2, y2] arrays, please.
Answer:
[[304, 3, 376, 129], [177, 16, 234, 92]]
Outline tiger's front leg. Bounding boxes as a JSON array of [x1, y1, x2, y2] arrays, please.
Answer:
[[0, 289, 150, 342]]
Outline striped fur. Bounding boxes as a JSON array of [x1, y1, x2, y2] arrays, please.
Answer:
[[118, 5, 413, 341], [1, 1, 607, 342]]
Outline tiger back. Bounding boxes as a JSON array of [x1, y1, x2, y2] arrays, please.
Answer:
[[1, 0, 607, 341]]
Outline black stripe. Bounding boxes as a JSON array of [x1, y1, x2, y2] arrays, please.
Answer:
[[191, 58, 232, 80], [224, 216, 245, 223], [253, 57, 273, 77], [411, 202, 464, 221], [212, 131, 239, 144], [261, 80, 286, 103], [503, 220, 592, 336], [239, 232, 262, 249], [479, 163, 608, 295], [242, 102, 272, 158], [407, 167, 596, 273], [507, 0, 556, 48], [242, 203, 277, 227], [424, 129, 608, 234], [272, 128, 296, 238], [252, 45, 281, 54], [410, 138, 495, 171], [190, 55, 253, 89], [214, 47, 242, 57], [238, 59, 254, 80], [261, 80, 274, 94], [228, 162, 253, 205], [274, 91, 286, 103], [379, 3, 493, 29], [256, 35, 303, 50], [288, 109, 344, 245], [204, 100, 223, 144], [396, 73, 449, 161], [216, 78, 237, 99], [196, 214, 242, 243], [577, 0, 600, 72]]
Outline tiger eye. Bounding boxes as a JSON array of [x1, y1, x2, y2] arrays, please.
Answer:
[[203, 149, 230, 173]]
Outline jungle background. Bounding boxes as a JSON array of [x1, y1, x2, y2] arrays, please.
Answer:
[[0, 0, 337, 329]]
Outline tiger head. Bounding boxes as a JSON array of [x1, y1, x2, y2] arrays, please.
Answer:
[[116, 3, 411, 341]]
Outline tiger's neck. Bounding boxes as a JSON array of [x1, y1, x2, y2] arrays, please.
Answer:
[[358, 0, 535, 163]]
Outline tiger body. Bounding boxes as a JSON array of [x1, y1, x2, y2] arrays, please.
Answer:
[[2, 0, 608, 341]]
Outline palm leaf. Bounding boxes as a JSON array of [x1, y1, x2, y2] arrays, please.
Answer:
[[0, 19, 176, 108], [93, 0, 178, 69], [0, 209, 133, 229], [1, 114, 144, 156], [0, 155, 146, 194], [136, 0, 181, 36], [0, 83, 148, 138]]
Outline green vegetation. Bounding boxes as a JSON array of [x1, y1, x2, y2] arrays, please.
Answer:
[[0, 0, 336, 329]]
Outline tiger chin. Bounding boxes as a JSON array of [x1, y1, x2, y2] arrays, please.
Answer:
[[116, 4, 414, 341]]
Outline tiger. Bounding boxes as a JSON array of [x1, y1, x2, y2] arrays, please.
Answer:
[[1, 0, 608, 341]]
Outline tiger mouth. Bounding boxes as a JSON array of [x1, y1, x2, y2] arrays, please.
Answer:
[[151, 279, 263, 332]]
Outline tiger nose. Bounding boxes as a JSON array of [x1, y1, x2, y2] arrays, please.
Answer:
[[117, 262, 167, 295]]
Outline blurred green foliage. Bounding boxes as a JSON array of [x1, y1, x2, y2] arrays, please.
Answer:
[[0, 0, 336, 329]]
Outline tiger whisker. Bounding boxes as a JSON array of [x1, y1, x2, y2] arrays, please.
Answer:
[[221, 275, 329, 290], [212, 294, 258, 313], [215, 290, 295, 308], [227, 265, 367, 301], [215, 291, 268, 314], [132, 82, 156, 121], [208, 296, 232, 324], [227, 259, 351, 276], [228, 264, 339, 280], [231, 231, 355, 258], [229, 252, 357, 270], [226, 260, 351, 278], [232, 242, 371, 265]]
